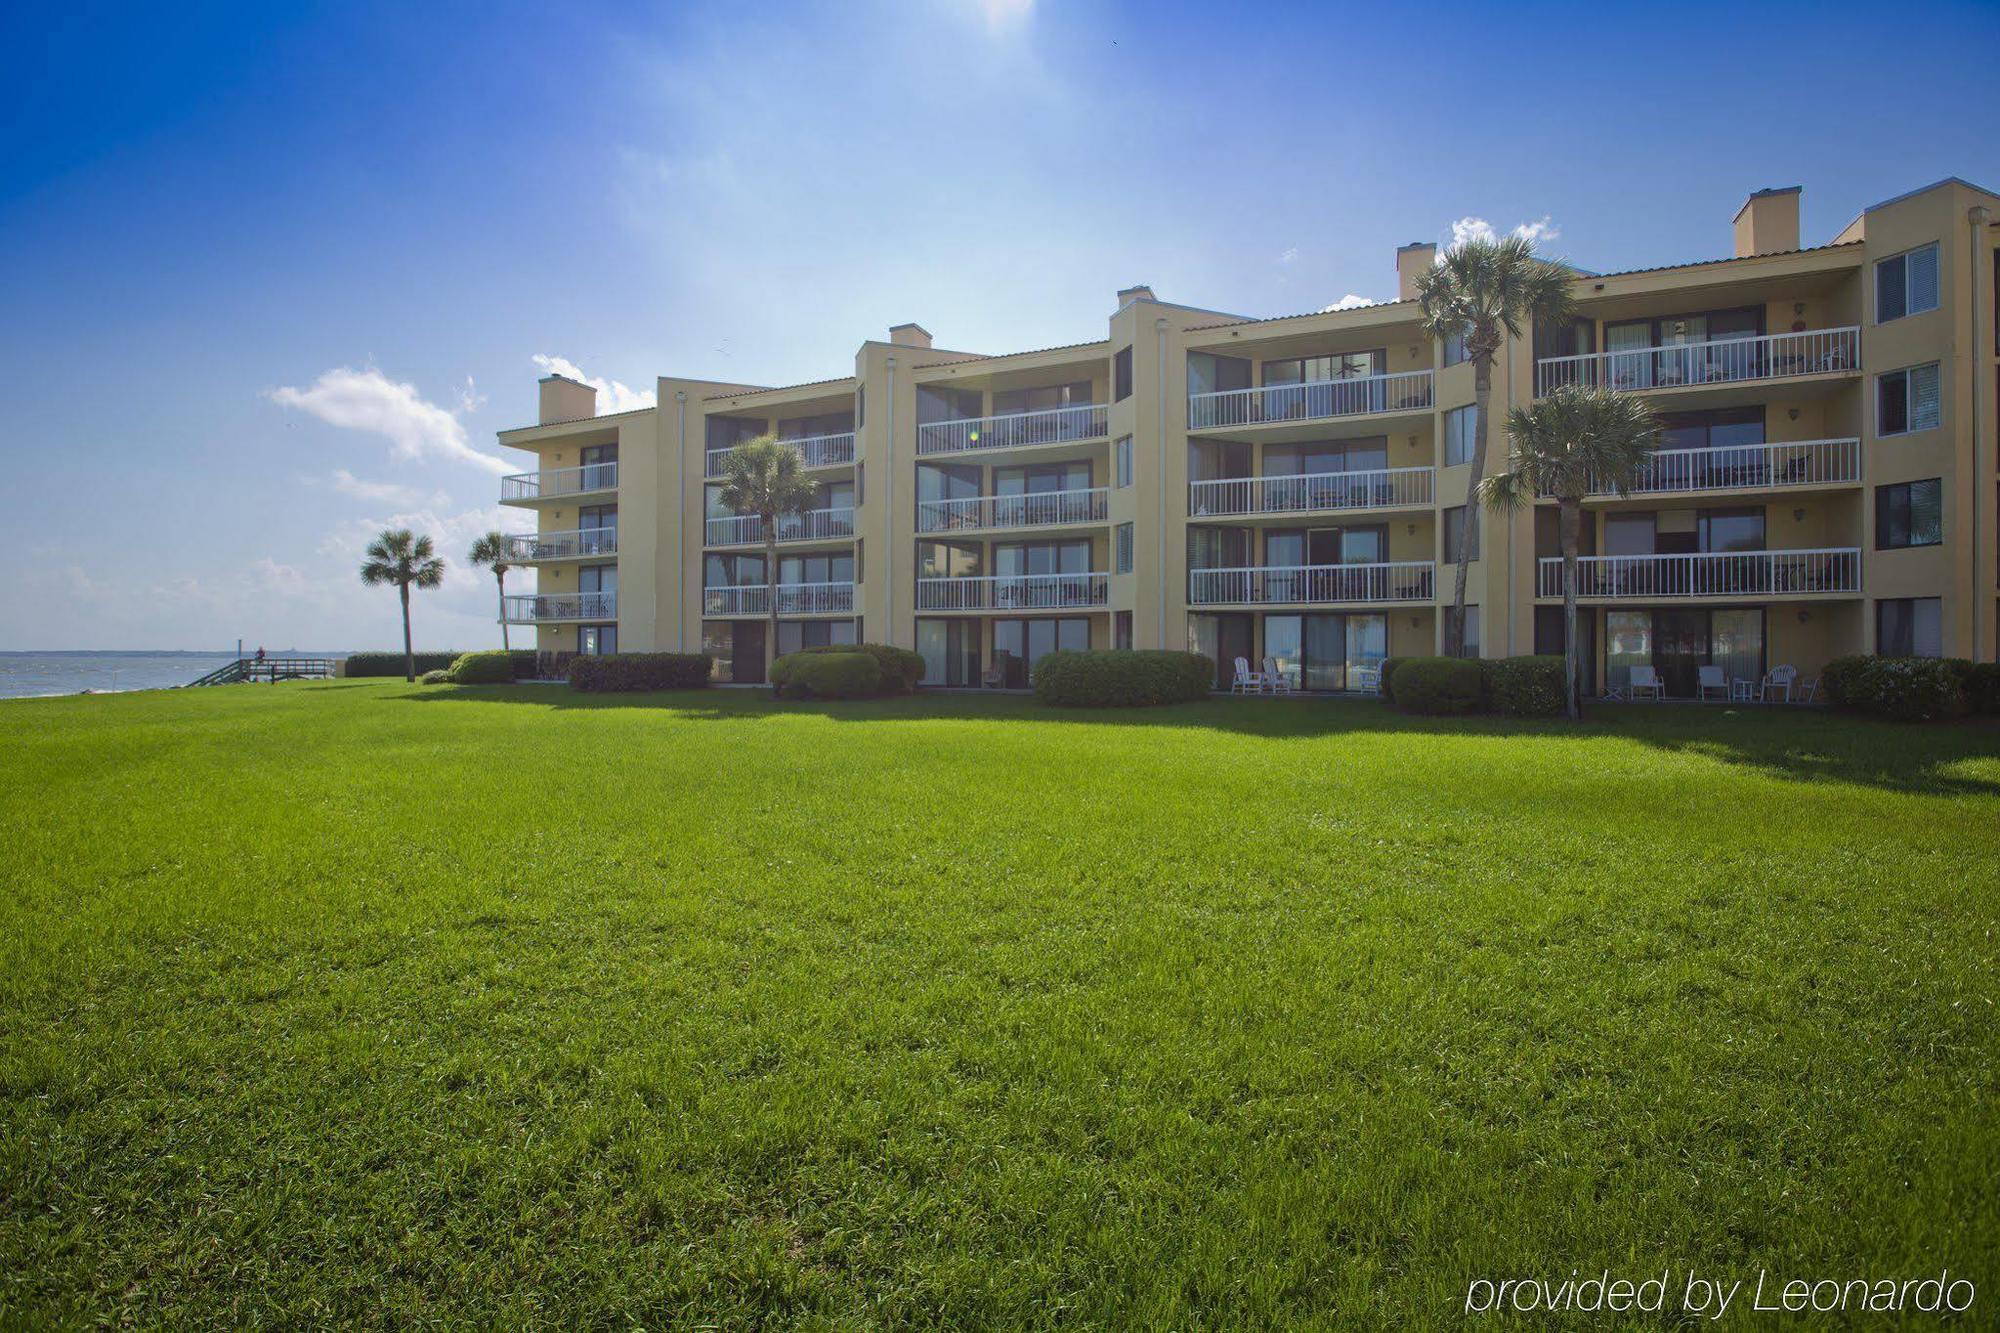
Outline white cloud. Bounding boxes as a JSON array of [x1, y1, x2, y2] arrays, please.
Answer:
[[1322, 294, 1377, 311], [1278, 246, 1299, 266], [323, 469, 441, 508], [530, 354, 656, 415], [321, 503, 516, 593], [1447, 215, 1561, 252], [970, 0, 1033, 32], [268, 366, 511, 475], [252, 557, 306, 594]]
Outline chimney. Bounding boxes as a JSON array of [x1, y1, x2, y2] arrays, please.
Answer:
[[1734, 187, 1801, 257], [538, 374, 597, 425], [889, 322, 933, 349], [1395, 242, 1436, 301], [1117, 284, 1156, 308]]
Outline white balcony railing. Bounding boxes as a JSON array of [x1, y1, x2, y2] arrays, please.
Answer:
[[1189, 562, 1435, 606], [1188, 467, 1434, 518], [1188, 370, 1433, 431], [1536, 549, 1861, 599], [705, 431, 857, 478], [500, 527, 618, 562], [501, 591, 616, 622], [915, 572, 1110, 611], [916, 404, 1109, 456], [917, 487, 1109, 533], [704, 506, 856, 547], [499, 461, 618, 502], [1549, 438, 1863, 498], [1534, 327, 1859, 397], [702, 582, 856, 616]]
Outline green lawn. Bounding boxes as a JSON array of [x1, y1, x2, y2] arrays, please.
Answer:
[[3, 682, 1997, 1326]]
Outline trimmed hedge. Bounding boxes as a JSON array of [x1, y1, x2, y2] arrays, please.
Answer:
[[449, 651, 514, 685], [1966, 662, 2000, 715], [1032, 650, 1213, 708], [783, 642, 924, 692], [1821, 655, 1968, 722], [1479, 655, 1566, 717], [1389, 657, 1483, 716], [772, 651, 883, 700], [567, 653, 711, 693], [345, 651, 461, 678], [418, 669, 453, 685], [1377, 656, 1406, 701]]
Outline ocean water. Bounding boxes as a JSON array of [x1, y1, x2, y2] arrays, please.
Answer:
[[0, 653, 343, 700]]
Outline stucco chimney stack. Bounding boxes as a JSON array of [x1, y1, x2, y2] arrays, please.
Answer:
[[1117, 284, 1156, 308], [1734, 187, 1801, 257], [1395, 242, 1436, 301], [538, 374, 597, 425], [889, 323, 933, 349]]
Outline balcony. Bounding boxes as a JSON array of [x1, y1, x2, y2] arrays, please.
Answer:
[[1534, 327, 1859, 398], [1187, 370, 1433, 432], [1546, 439, 1862, 500], [916, 404, 1109, 456], [702, 582, 856, 617], [501, 591, 616, 622], [500, 527, 617, 563], [705, 431, 856, 478], [1189, 467, 1433, 518], [1535, 549, 1861, 600], [917, 487, 1109, 533], [704, 506, 856, 547], [499, 461, 618, 504], [915, 572, 1110, 611], [1188, 562, 1435, 607]]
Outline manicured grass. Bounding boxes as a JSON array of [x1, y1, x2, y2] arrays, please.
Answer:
[[2, 681, 1997, 1326]]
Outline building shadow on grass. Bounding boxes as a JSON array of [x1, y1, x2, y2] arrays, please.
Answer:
[[385, 683, 2000, 797]]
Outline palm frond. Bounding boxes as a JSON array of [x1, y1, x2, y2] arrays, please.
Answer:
[[1503, 385, 1660, 503]]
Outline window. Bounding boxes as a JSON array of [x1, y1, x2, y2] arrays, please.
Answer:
[[855, 385, 864, 428], [777, 619, 856, 656], [1116, 522, 1135, 574], [1453, 607, 1480, 660], [1876, 479, 1944, 549], [579, 624, 617, 656], [994, 381, 1092, 415], [1115, 346, 1133, 401], [1443, 505, 1479, 563], [1444, 405, 1477, 466], [1876, 242, 1940, 323], [1115, 611, 1134, 650], [1878, 597, 1942, 658], [1114, 435, 1134, 488], [1443, 326, 1470, 367], [704, 416, 763, 450], [1879, 363, 1941, 436]]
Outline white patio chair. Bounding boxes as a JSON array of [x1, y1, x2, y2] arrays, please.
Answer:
[[1350, 663, 1381, 695], [1794, 675, 1820, 705], [1230, 656, 1265, 695], [1696, 664, 1729, 700], [1628, 665, 1665, 701], [1262, 657, 1295, 695], [1760, 664, 1796, 703]]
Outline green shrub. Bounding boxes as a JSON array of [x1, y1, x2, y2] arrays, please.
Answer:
[[1377, 657, 1406, 702], [418, 669, 453, 685], [1965, 662, 2000, 715], [448, 651, 514, 685], [1479, 655, 1566, 717], [783, 642, 924, 692], [568, 653, 711, 693], [509, 650, 541, 680], [778, 651, 882, 700], [1390, 657, 1483, 716], [1032, 650, 1213, 708], [344, 652, 462, 678], [1820, 655, 1966, 722]]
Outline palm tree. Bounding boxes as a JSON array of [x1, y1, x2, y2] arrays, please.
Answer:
[[1479, 385, 1660, 720], [468, 531, 513, 652], [359, 528, 446, 682], [716, 435, 818, 672], [1415, 233, 1576, 657]]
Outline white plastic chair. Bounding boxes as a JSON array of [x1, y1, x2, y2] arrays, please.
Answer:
[[1230, 656, 1265, 695], [1697, 664, 1729, 700], [1262, 657, 1295, 695], [1760, 664, 1796, 702], [1350, 663, 1381, 695], [1629, 665, 1665, 701]]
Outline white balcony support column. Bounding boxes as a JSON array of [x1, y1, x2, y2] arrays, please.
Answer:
[[915, 404, 1109, 456], [1186, 562, 1436, 606], [1187, 467, 1433, 517], [1535, 549, 1862, 598], [913, 572, 1111, 611], [1534, 327, 1860, 397], [916, 487, 1109, 533], [1187, 370, 1433, 430]]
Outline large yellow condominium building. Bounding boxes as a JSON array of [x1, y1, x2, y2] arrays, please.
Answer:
[[497, 176, 1999, 696]]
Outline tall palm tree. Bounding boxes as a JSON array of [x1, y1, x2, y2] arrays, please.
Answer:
[[717, 435, 818, 672], [359, 528, 446, 682], [1479, 385, 1660, 720], [1416, 233, 1576, 657], [468, 531, 513, 652]]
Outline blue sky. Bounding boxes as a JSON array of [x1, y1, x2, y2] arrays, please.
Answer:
[[3, 0, 1995, 650]]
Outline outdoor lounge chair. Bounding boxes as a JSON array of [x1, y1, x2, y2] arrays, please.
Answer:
[[1262, 657, 1295, 696], [1760, 664, 1797, 702], [1230, 656, 1265, 695], [1696, 664, 1730, 700], [1628, 665, 1666, 701]]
